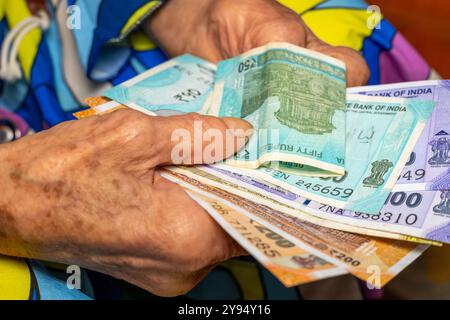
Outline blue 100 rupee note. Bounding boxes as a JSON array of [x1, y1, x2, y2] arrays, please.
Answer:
[[103, 54, 216, 116], [350, 80, 450, 191], [208, 42, 347, 177], [220, 94, 435, 214]]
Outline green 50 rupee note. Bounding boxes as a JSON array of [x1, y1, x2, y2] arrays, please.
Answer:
[[221, 95, 435, 214], [208, 42, 348, 177]]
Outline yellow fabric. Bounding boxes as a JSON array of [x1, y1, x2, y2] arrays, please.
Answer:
[[278, 0, 383, 52], [120, 1, 161, 38], [0, 0, 5, 20], [0, 256, 31, 300], [277, 0, 325, 15], [130, 30, 156, 51], [302, 8, 380, 51], [221, 260, 265, 300], [4, 0, 42, 80], [0, 2, 38, 297]]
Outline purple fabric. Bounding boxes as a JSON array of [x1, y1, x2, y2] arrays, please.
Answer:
[[0, 107, 30, 138], [380, 33, 430, 84], [360, 280, 384, 300]]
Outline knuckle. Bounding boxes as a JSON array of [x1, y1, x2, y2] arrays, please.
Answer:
[[360, 60, 371, 83], [107, 109, 151, 140], [351, 55, 371, 85], [177, 113, 226, 134], [123, 109, 148, 127], [109, 109, 141, 126], [212, 0, 239, 13], [204, 115, 225, 130], [186, 113, 225, 131], [334, 47, 370, 86], [183, 112, 205, 124]]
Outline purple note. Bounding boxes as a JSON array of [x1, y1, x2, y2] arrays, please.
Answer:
[[351, 80, 450, 191]]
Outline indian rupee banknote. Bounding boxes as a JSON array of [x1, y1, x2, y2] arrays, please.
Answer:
[[183, 163, 446, 245], [305, 190, 450, 244], [162, 169, 429, 287], [185, 190, 347, 287], [168, 165, 440, 246], [73, 95, 442, 244], [73, 98, 125, 119], [103, 54, 215, 116], [74, 70, 442, 238], [224, 95, 434, 214], [350, 80, 450, 191], [208, 42, 347, 177]]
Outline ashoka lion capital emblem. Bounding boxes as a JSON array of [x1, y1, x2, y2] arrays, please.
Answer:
[[433, 190, 450, 214], [428, 137, 450, 165], [363, 159, 393, 187]]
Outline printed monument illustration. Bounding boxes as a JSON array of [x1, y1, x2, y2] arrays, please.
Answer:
[[433, 190, 450, 214], [241, 62, 345, 135], [363, 159, 393, 187], [428, 136, 450, 165]]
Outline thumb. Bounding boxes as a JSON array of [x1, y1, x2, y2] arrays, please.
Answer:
[[150, 113, 253, 166]]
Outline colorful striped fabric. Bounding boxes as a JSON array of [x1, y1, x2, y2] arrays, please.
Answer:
[[0, 0, 434, 299]]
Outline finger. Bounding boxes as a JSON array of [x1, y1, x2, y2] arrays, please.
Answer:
[[107, 110, 253, 167], [156, 113, 253, 166], [249, 18, 308, 50], [305, 27, 370, 87]]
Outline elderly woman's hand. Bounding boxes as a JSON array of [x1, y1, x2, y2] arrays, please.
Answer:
[[146, 0, 370, 87], [0, 109, 252, 296]]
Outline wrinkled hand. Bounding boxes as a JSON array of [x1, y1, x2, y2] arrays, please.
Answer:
[[0, 110, 252, 296], [147, 0, 370, 87]]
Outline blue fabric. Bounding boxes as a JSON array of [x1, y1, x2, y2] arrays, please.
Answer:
[[31, 261, 91, 300], [315, 0, 367, 10], [362, 19, 397, 85]]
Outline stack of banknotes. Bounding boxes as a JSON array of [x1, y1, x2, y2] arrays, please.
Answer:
[[74, 42, 450, 288]]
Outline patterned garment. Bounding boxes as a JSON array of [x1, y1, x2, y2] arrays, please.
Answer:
[[0, 0, 434, 299]]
